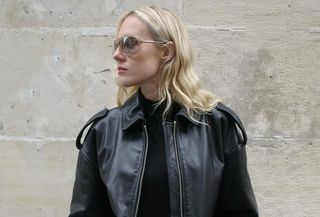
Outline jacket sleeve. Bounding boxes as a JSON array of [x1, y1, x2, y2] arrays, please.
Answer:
[[214, 103, 259, 217], [68, 109, 115, 217]]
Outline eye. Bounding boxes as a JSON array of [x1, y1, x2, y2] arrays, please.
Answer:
[[123, 36, 139, 49]]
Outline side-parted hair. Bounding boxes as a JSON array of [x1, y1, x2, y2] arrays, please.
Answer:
[[115, 5, 220, 120]]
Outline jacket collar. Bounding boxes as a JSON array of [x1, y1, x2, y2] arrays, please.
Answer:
[[176, 107, 201, 125], [121, 90, 200, 131]]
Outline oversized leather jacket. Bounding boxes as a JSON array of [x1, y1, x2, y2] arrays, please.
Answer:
[[69, 91, 258, 217]]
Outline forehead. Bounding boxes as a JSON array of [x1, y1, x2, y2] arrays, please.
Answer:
[[117, 15, 151, 39]]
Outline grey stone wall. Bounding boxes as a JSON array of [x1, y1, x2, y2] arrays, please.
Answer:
[[0, 1, 319, 216]]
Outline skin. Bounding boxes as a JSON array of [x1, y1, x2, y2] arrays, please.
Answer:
[[113, 15, 171, 101]]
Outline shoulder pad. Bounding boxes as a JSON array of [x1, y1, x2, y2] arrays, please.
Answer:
[[76, 108, 109, 149], [216, 103, 247, 145]]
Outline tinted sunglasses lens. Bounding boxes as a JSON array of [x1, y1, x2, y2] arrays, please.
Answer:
[[122, 37, 139, 54], [113, 36, 140, 55]]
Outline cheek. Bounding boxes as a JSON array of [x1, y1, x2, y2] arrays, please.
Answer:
[[116, 48, 162, 87], [136, 52, 162, 75], [139, 60, 160, 75]]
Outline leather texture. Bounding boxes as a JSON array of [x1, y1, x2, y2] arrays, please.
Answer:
[[69, 91, 259, 217]]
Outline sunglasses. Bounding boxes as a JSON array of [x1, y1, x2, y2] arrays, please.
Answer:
[[113, 36, 167, 56]]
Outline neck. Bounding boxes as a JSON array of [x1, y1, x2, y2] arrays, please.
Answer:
[[140, 86, 160, 101]]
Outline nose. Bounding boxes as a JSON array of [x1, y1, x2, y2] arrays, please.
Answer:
[[113, 47, 126, 62]]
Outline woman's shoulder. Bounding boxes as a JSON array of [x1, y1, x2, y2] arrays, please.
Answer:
[[207, 102, 247, 145], [75, 108, 108, 149], [76, 106, 123, 149], [209, 103, 242, 120], [86, 105, 124, 123]]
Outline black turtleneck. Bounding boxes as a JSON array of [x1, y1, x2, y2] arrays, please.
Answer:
[[137, 91, 171, 217]]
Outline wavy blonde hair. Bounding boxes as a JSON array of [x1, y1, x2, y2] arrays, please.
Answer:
[[115, 6, 220, 119]]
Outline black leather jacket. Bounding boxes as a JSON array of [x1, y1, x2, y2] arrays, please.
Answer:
[[69, 92, 258, 217]]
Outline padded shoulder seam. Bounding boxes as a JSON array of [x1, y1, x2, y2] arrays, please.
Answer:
[[216, 103, 247, 145], [76, 108, 109, 149]]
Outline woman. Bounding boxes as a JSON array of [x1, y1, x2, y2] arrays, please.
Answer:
[[69, 5, 258, 217]]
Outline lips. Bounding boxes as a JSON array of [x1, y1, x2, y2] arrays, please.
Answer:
[[117, 66, 128, 71]]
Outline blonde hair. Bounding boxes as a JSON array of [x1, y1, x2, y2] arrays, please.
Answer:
[[115, 6, 220, 119]]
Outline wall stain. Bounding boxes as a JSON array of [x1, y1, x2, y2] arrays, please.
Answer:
[[112, 0, 123, 15], [21, 4, 30, 14], [238, 48, 279, 136]]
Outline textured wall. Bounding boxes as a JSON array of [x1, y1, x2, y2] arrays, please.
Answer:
[[0, 1, 319, 216]]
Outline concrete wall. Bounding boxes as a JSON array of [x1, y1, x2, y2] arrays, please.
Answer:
[[0, 1, 319, 216]]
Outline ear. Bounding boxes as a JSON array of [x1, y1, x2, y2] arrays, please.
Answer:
[[160, 41, 175, 63]]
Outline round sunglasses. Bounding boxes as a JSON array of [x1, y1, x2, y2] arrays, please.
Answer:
[[113, 36, 167, 56]]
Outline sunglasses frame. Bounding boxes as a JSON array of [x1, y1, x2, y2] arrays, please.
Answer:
[[113, 36, 167, 56]]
